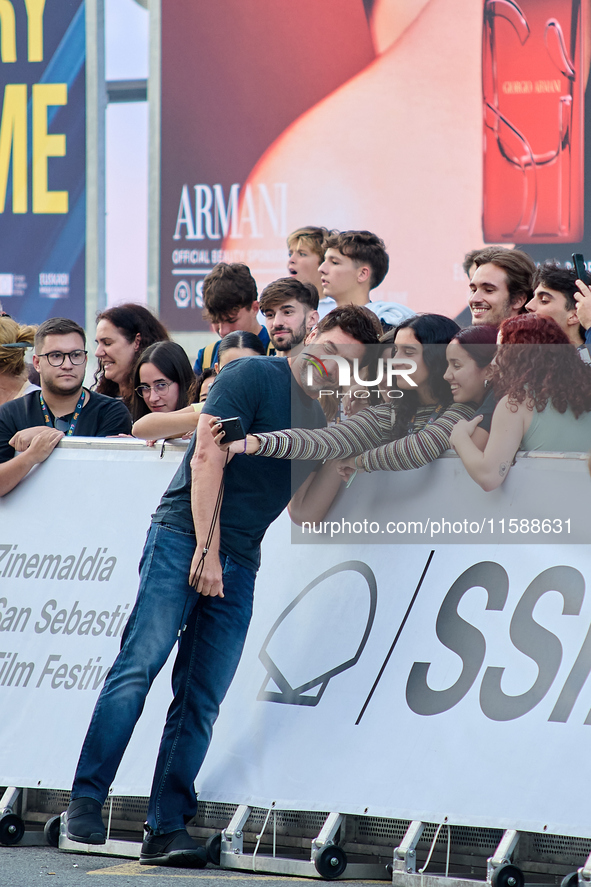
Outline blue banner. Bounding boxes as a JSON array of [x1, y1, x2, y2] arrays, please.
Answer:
[[0, 0, 85, 326]]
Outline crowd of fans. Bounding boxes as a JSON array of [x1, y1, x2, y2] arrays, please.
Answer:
[[0, 229, 590, 504], [5, 230, 589, 868]]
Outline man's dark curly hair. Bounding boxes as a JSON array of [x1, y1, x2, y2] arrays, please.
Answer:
[[315, 304, 382, 344]]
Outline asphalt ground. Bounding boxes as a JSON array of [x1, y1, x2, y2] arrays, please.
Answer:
[[0, 843, 385, 887]]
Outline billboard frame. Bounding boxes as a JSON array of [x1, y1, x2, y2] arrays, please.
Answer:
[[85, 0, 106, 332]]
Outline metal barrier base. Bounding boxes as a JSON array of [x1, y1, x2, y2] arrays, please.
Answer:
[[58, 812, 140, 859], [55, 806, 389, 878], [11, 793, 587, 886], [392, 876, 484, 887], [217, 805, 390, 880], [220, 851, 388, 880], [392, 822, 523, 887]]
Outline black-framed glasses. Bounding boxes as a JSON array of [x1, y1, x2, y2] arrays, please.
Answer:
[[135, 381, 172, 398], [38, 349, 87, 367]]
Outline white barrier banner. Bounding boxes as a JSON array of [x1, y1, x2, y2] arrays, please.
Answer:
[[0, 440, 185, 795], [0, 441, 590, 839], [289, 452, 588, 545], [197, 455, 591, 838]]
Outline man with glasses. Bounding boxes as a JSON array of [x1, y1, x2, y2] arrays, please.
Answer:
[[0, 317, 131, 495]]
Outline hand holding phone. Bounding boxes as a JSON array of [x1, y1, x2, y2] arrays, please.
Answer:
[[216, 416, 246, 443], [572, 253, 588, 283]]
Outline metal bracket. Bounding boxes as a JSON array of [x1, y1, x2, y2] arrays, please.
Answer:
[[221, 804, 251, 858], [0, 787, 21, 816], [393, 820, 425, 874], [311, 812, 343, 860], [486, 830, 520, 882]]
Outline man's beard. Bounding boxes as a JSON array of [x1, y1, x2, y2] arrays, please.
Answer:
[[271, 318, 307, 352], [42, 377, 84, 399]]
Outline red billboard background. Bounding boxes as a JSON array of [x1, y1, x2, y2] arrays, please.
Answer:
[[160, 0, 591, 332]]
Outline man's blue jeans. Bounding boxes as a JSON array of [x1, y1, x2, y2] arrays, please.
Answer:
[[71, 522, 255, 833]]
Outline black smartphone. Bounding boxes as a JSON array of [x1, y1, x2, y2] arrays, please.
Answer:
[[572, 253, 588, 282], [217, 416, 245, 443]]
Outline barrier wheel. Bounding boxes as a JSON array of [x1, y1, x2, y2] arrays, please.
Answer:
[[314, 844, 347, 880], [44, 815, 61, 848], [491, 864, 524, 887], [206, 833, 222, 865], [0, 813, 25, 845], [561, 872, 579, 887]]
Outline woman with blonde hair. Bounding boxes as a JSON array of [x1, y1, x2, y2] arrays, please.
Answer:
[[0, 316, 39, 405]]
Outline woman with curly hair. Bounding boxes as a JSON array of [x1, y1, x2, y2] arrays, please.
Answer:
[[450, 314, 591, 490], [94, 304, 169, 407]]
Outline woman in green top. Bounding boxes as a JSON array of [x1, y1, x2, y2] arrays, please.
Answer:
[[450, 314, 591, 491]]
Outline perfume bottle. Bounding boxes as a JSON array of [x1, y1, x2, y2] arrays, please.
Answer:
[[482, 0, 584, 243]]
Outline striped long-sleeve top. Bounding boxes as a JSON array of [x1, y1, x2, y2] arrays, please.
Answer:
[[253, 401, 475, 472]]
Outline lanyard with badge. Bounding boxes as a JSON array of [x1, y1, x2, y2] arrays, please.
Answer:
[[39, 390, 85, 436]]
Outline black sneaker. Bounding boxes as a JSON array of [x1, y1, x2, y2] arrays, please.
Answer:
[[140, 827, 208, 867], [65, 797, 106, 845]]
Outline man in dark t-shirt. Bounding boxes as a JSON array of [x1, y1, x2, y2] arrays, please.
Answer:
[[66, 306, 379, 868], [0, 318, 131, 495]]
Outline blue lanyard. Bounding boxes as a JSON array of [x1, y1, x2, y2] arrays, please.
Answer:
[[39, 390, 85, 436]]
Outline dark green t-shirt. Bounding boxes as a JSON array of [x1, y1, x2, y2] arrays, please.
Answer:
[[152, 357, 326, 571]]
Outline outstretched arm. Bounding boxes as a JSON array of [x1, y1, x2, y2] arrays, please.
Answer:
[[213, 405, 393, 460], [450, 396, 526, 491], [351, 402, 475, 472], [133, 404, 202, 440]]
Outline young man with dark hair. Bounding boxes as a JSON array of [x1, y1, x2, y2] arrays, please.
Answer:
[[527, 262, 587, 357], [65, 306, 378, 868], [193, 263, 272, 374], [0, 318, 131, 496], [312, 302, 383, 343], [259, 277, 319, 357], [469, 246, 535, 327], [318, 230, 414, 328]]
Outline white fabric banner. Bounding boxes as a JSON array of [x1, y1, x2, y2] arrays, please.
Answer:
[[0, 440, 184, 795], [0, 441, 589, 839]]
